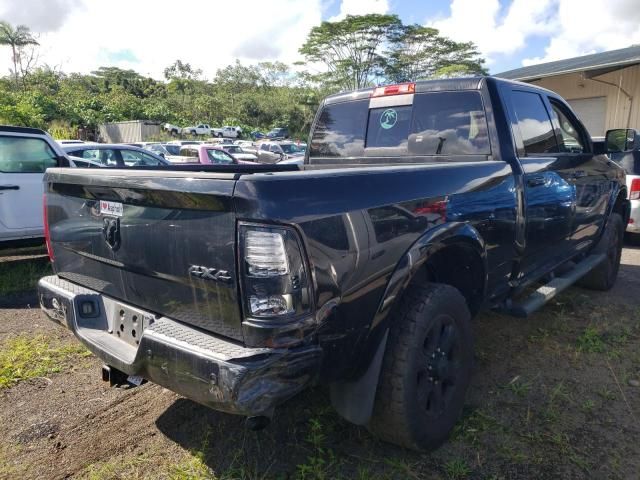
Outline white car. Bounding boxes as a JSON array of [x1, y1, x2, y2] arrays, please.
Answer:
[[211, 126, 242, 138], [219, 144, 257, 162], [163, 123, 182, 135], [0, 126, 70, 246], [182, 124, 212, 136]]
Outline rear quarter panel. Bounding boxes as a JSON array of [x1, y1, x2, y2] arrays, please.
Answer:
[[234, 161, 517, 379]]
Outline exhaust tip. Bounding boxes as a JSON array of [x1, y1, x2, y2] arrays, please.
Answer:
[[245, 416, 271, 431]]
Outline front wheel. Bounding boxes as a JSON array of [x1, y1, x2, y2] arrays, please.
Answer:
[[368, 283, 473, 451], [578, 213, 624, 291]]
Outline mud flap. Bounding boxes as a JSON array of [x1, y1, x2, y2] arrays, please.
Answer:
[[329, 330, 388, 426]]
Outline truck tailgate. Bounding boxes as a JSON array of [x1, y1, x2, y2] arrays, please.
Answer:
[[44, 168, 244, 341]]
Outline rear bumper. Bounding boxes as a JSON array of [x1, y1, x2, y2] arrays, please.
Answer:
[[38, 275, 321, 416], [627, 199, 640, 233]]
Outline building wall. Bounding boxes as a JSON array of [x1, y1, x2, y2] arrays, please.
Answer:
[[98, 121, 161, 143], [530, 64, 640, 132]]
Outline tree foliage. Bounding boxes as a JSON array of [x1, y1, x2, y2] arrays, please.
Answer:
[[299, 15, 485, 90], [384, 25, 486, 82], [300, 14, 402, 91], [0, 21, 39, 85], [0, 16, 487, 139]]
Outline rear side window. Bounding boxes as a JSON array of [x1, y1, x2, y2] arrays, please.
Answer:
[[0, 136, 58, 173], [310, 99, 368, 157], [511, 91, 558, 155], [310, 92, 490, 158], [409, 92, 490, 155]]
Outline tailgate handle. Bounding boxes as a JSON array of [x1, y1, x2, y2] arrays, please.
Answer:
[[0, 185, 20, 191]]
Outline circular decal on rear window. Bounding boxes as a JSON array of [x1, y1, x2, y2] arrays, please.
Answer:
[[380, 108, 398, 129]]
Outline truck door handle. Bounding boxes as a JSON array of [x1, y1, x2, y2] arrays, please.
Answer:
[[572, 170, 587, 178], [0, 185, 20, 190], [526, 176, 546, 187]]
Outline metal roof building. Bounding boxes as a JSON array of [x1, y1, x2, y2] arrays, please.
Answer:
[[496, 45, 640, 136]]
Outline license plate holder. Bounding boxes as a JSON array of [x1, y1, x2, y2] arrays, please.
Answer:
[[108, 303, 152, 347]]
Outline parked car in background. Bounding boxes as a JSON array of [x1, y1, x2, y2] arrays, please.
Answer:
[[266, 127, 289, 139], [127, 142, 168, 156], [163, 123, 182, 135], [250, 130, 266, 140], [178, 144, 256, 165], [62, 144, 169, 167], [0, 127, 105, 246], [212, 126, 242, 138], [219, 143, 257, 162], [182, 124, 212, 136], [604, 129, 640, 237], [256, 141, 305, 164]]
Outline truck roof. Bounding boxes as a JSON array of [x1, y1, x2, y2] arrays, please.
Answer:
[[0, 125, 47, 135], [323, 76, 556, 105]]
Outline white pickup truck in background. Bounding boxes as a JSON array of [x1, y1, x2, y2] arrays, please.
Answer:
[[211, 126, 242, 138], [163, 123, 182, 135], [182, 124, 212, 136]]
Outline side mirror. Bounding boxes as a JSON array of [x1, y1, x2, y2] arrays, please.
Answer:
[[605, 128, 637, 153]]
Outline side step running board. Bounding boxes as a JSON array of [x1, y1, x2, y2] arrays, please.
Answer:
[[505, 253, 606, 318]]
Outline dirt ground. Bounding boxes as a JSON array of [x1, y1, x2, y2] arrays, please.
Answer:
[[0, 245, 639, 480]]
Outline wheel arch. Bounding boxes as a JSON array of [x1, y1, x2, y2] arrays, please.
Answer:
[[330, 222, 487, 426], [377, 222, 488, 320]]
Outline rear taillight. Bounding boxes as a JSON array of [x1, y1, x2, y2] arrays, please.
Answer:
[[238, 223, 311, 319], [630, 178, 640, 200], [43, 194, 54, 262]]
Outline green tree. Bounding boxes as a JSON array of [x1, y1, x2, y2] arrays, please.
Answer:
[[0, 21, 39, 85], [385, 25, 486, 82], [163, 60, 202, 106], [299, 14, 402, 91]]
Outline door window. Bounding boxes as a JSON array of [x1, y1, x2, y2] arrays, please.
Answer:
[[205, 149, 235, 164], [550, 102, 585, 153], [0, 136, 58, 173], [121, 150, 164, 166], [511, 91, 558, 155]]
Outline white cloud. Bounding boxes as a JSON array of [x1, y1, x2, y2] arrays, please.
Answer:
[[522, 0, 640, 66], [330, 0, 389, 21], [0, 0, 322, 79], [430, 0, 557, 65], [429, 0, 640, 69]]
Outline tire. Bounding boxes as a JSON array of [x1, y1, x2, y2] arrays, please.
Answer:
[[368, 283, 473, 451], [218, 133, 223, 138], [578, 213, 624, 291]]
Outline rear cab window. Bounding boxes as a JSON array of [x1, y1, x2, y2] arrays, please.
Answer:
[[309, 90, 491, 161]]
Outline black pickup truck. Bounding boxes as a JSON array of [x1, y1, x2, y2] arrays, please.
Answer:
[[38, 77, 630, 451]]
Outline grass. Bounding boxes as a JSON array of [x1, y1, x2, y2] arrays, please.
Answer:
[[443, 459, 471, 479], [84, 454, 153, 480], [0, 334, 91, 389], [576, 326, 607, 353], [0, 256, 51, 296]]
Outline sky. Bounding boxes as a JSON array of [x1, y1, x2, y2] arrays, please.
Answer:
[[1, 0, 640, 80]]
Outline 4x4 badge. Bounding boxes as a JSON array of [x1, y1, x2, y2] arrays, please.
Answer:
[[188, 265, 232, 283]]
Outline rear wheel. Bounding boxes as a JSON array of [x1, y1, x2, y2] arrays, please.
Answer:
[[578, 213, 624, 291], [368, 284, 473, 451]]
